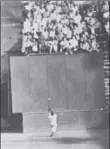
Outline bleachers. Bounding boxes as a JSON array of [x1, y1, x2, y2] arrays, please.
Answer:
[[21, 1, 109, 55]]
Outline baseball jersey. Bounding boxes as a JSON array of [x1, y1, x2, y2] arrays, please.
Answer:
[[48, 113, 57, 126]]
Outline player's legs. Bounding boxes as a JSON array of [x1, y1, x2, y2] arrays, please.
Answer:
[[50, 124, 57, 137]]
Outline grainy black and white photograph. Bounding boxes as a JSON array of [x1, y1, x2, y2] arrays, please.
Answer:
[[1, 1, 109, 149]]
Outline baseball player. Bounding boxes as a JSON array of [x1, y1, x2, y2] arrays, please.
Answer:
[[48, 108, 57, 137]]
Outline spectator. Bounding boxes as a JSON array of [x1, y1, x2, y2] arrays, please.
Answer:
[[21, 1, 109, 54]]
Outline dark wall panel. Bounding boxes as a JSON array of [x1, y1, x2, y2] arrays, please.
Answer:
[[83, 54, 105, 109], [10, 57, 31, 112], [29, 56, 48, 112], [66, 55, 86, 110], [1, 54, 9, 116], [1, 82, 8, 116], [1, 54, 9, 83], [47, 55, 68, 110], [93, 67, 105, 108]]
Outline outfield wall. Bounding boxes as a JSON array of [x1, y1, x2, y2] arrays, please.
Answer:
[[10, 53, 105, 113], [9, 53, 109, 132]]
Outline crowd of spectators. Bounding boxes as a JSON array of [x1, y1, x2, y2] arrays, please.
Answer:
[[21, 1, 109, 55]]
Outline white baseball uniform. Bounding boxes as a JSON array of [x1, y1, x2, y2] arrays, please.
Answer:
[[48, 113, 57, 133]]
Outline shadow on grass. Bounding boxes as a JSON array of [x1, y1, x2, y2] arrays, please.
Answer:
[[88, 129, 109, 149], [53, 136, 109, 149], [98, 138, 109, 149], [53, 137, 98, 144]]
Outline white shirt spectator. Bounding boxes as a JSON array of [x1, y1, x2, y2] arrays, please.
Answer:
[[58, 32, 63, 40], [75, 25, 83, 34], [91, 40, 99, 51], [37, 15, 42, 22], [33, 31, 38, 39], [103, 11, 109, 19], [62, 26, 68, 35], [83, 42, 90, 51], [61, 19, 65, 25], [105, 21, 109, 34], [56, 14, 62, 23], [43, 31, 48, 40], [74, 14, 82, 25], [91, 27, 95, 35], [34, 9, 41, 20], [40, 8, 45, 14], [75, 34, 80, 40], [24, 4, 31, 11], [33, 5, 40, 14], [72, 6, 78, 15], [50, 30, 55, 38], [88, 12, 93, 17], [24, 39, 32, 47], [21, 1, 27, 4], [21, 42, 26, 53], [69, 39, 74, 49], [71, 37, 78, 48], [63, 38, 69, 48], [57, 1, 62, 5], [70, 11, 75, 18], [51, 13, 57, 21], [47, 3, 54, 12], [103, 1, 109, 11], [24, 2, 35, 11], [69, 3, 75, 11], [67, 28, 72, 38], [57, 23, 63, 31], [74, 1, 84, 5], [47, 41, 53, 53], [56, 6, 62, 13], [41, 18, 48, 27], [53, 40, 58, 52], [29, 2, 35, 8], [89, 18, 96, 26], [32, 45, 38, 52], [33, 21, 39, 31], [23, 19, 31, 33]]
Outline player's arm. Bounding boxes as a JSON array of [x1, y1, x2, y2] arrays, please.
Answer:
[[48, 112, 51, 119]]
